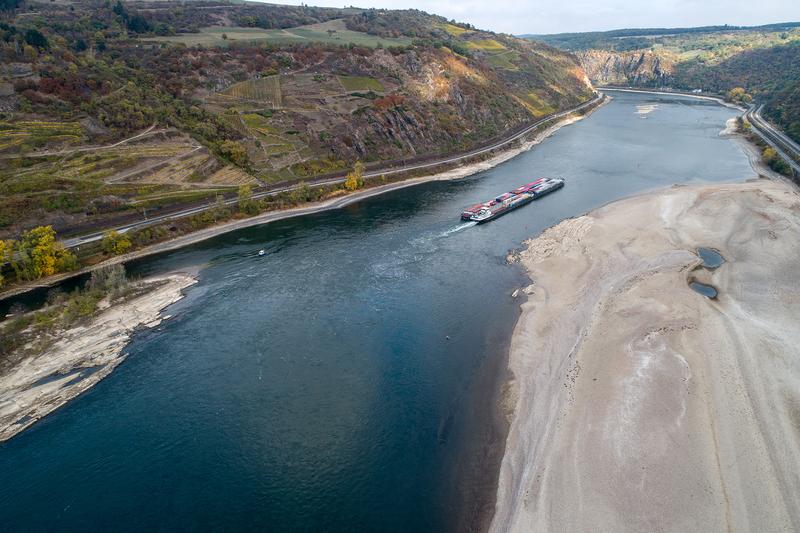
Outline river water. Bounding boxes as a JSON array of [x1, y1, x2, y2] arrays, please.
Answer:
[[0, 92, 754, 531]]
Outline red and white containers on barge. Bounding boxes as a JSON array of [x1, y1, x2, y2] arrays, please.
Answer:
[[460, 177, 565, 223]]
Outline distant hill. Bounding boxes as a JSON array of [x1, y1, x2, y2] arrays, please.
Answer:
[[524, 22, 800, 51], [524, 23, 800, 143], [0, 1, 593, 238]]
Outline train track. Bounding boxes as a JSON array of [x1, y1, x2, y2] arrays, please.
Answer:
[[63, 95, 604, 249], [744, 105, 800, 176]]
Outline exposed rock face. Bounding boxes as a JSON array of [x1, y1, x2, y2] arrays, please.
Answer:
[[576, 49, 674, 86]]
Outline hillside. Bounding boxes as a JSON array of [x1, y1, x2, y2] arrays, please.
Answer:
[[528, 23, 800, 142], [0, 1, 593, 240]]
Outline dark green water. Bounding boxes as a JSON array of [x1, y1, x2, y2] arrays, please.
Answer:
[[0, 92, 754, 531]]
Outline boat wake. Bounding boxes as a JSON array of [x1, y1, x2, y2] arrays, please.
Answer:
[[439, 221, 477, 238]]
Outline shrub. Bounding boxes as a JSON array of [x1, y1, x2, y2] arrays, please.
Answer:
[[101, 230, 132, 256], [344, 161, 365, 191]]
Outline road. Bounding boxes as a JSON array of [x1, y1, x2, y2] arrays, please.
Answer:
[[744, 105, 800, 176], [63, 94, 603, 248]]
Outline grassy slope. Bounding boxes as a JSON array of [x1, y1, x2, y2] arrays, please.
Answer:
[[0, 1, 592, 239], [142, 19, 414, 47]]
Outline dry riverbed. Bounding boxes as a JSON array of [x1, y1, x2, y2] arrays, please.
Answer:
[[0, 273, 196, 442], [493, 180, 800, 532]]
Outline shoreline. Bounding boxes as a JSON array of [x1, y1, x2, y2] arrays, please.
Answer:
[[0, 99, 607, 304], [0, 273, 197, 442], [481, 100, 764, 533], [0, 97, 607, 442], [598, 86, 746, 111], [492, 179, 800, 531]]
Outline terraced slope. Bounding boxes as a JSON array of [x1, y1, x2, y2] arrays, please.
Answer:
[[0, 1, 593, 238]]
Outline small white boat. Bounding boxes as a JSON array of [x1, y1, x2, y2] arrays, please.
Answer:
[[258, 249, 266, 257]]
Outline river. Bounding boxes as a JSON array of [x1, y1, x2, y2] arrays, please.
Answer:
[[0, 91, 754, 531]]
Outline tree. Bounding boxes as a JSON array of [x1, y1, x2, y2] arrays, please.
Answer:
[[101, 230, 132, 255], [126, 15, 151, 34], [344, 161, 365, 191], [220, 140, 248, 167], [112, 0, 128, 20], [238, 183, 252, 204], [13, 226, 77, 281], [24, 28, 49, 49], [238, 183, 258, 214], [0, 239, 13, 287], [762, 147, 791, 175], [0, 0, 22, 10], [726, 87, 752, 105], [87, 264, 127, 296]]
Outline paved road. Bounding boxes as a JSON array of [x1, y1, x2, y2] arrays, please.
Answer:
[[63, 95, 603, 248], [745, 105, 800, 176]]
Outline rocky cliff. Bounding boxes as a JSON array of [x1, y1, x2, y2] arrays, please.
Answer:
[[576, 50, 674, 86]]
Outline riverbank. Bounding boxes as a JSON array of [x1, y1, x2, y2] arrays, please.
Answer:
[[493, 179, 800, 531], [0, 272, 196, 442], [598, 86, 745, 111], [0, 98, 607, 303]]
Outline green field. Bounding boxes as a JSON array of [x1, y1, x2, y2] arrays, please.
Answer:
[[438, 22, 472, 37], [143, 19, 413, 48], [467, 39, 507, 53], [217, 76, 282, 105], [338, 75, 385, 92], [485, 51, 520, 70], [514, 92, 557, 117], [0, 120, 85, 152]]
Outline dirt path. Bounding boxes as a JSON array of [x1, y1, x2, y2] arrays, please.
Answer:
[[2, 124, 162, 159]]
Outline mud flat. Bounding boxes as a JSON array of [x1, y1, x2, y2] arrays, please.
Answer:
[[493, 180, 800, 532], [0, 273, 196, 442]]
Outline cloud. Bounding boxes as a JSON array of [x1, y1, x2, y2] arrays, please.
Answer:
[[272, 0, 800, 34]]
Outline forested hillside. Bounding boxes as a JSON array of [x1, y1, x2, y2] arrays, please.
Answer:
[[529, 24, 800, 142], [0, 0, 593, 241]]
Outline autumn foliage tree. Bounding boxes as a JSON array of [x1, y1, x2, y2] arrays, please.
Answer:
[[220, 140, 249, 167], [762, 147, 791, 175], [11, 226, 77, 282], [0, 239, 12, 287], [101, 230, 132, 256], [726, 87, 752, 105], [344, 161, 365, 191], [373, 93, 405, 111]]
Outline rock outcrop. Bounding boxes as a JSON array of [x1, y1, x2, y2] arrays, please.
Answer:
[[576, 49, 674, 86]]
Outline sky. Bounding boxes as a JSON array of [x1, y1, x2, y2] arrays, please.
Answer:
[[277, 0, 800, 35]]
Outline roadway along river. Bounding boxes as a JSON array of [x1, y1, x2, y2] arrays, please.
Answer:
[[0, 91, 755, 532]]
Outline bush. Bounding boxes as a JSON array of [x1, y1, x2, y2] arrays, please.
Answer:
[[220, 140, 249, 167], [344, 161, 365, 191], [101, 230, 132, 255], [762, 147, 791, 175]]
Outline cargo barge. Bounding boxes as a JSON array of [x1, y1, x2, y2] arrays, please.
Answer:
[[460, 178, 564, 223]]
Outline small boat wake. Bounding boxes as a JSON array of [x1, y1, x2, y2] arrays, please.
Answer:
[[438, 221, 477, 238]]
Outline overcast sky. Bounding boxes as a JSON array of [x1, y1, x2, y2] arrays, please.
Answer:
[[279, 0, 800, 35]]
